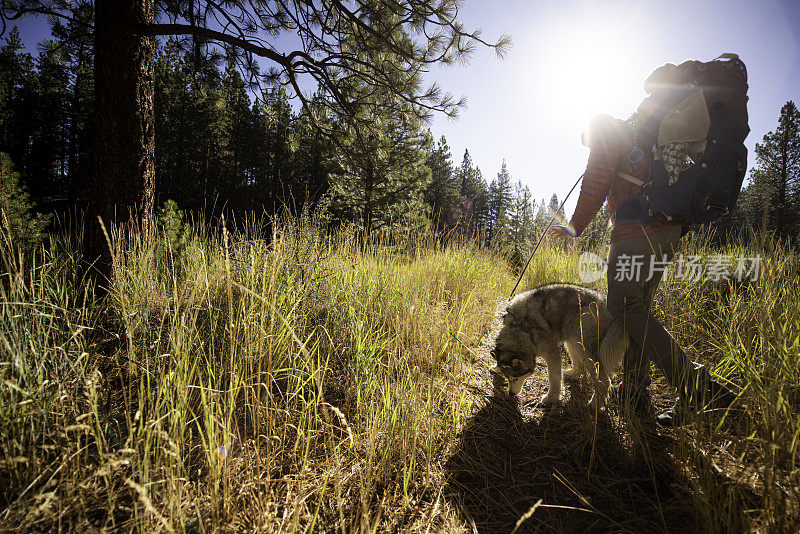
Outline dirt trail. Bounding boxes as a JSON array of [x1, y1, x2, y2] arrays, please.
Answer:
[[440, 305, 757, 533]]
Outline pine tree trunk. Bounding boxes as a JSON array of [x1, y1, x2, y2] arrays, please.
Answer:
[[88, 0, 155, 275]]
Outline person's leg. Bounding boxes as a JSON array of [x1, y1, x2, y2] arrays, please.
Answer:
[[607, 239, 653, 412], [607, 227, 735, 423], [620, 251, 668, 389], [607, 227, 695, 395], [607, 229, 676, 390]]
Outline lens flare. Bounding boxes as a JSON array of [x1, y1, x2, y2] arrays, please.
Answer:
[[543, 209, 576, 237]]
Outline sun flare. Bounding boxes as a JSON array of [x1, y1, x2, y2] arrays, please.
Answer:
[[537, 21, 647, 128]]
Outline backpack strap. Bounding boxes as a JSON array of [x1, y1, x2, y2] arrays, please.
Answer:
[[616, 171, 646, 187]]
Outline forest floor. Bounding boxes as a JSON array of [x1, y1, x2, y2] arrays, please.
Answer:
[[441, 307, 764, 533]]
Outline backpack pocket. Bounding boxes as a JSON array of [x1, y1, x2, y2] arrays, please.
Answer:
[[646, 131, 747, 224]]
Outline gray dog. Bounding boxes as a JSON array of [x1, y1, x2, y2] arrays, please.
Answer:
[[491, 283, 628, 408]]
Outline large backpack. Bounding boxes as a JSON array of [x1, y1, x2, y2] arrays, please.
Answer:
[[615, 53, 750, 225]]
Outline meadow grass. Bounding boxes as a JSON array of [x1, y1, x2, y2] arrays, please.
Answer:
[[0, 216, 798, 532]]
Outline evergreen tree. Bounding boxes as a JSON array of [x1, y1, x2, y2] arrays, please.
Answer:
[[7, 0, 508, 269], [0, 152, 50, 249], [155, 45, 262, 214], [50, 3, 94, 203], [260, 87, 293, 213], [28, 41, 71, 197], [533, 197, 552, 237], [509, 180, 536, 248], [1, 16, 504, 241], [487, 160, 513, 244], [743, 100, 800, 240], [154, 44, 188, 206], [328, 97, 431, 235], [289, 90, 334, 210], [154, 45, 230, 210], [153, 44, 328, 218], [0, 28, 36, 187], [220, 64, 258, 208], [576, 202, 611, 249], [424, 134, 459, 230], [548, 193, 565, 218], [457, 149, 489, 238]]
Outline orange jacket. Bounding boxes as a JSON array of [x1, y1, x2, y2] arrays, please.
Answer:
[[569, 122, 681, 242]]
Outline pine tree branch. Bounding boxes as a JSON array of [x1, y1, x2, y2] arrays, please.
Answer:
[[139, 23, 289, 66]]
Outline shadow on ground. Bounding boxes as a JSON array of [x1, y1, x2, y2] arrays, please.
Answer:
[[443, 374, 756, 533]]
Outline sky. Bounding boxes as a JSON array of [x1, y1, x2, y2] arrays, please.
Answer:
[[9, 0, 800, 216], [424, 0, 800, 214]]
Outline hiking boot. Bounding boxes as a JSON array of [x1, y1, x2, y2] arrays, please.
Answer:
[[656, 382, 737, 427], [610, 382, 652, 415]]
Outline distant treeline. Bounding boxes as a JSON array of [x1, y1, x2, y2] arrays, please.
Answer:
[[1, 14, 796, 249], [0, 19, 599, 254]]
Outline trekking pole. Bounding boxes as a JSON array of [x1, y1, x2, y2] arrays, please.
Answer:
[[509, 172, 586, 299]]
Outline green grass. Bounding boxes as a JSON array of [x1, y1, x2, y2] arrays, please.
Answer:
[[1, 216, 799, 532]]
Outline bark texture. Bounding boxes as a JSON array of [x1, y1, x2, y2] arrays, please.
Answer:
[[89, 0, 155, 273]]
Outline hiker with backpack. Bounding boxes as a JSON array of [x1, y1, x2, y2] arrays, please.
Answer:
[[549, 54, 748, 425]]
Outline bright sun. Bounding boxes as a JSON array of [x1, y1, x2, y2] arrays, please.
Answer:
[[537, 21, 647, 130]]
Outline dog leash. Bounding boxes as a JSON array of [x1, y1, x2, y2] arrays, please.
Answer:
[[509, 172, 586, 299]]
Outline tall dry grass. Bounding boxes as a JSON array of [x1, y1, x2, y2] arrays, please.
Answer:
[[512, 227, 800, 532], [1, 214, 509, 531], [0, 215, 798, 532]]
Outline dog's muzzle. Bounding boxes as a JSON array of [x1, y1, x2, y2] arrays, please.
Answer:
[[506, 371, 533, 395], [492, 353, 535, 396]]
